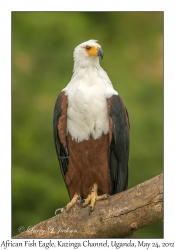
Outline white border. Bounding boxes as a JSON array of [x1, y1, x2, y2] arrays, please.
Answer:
[[1, 0, 175, 243]]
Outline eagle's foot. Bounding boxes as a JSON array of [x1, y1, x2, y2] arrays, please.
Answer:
[[82, 183, 109, 214], [61, 194, 81, 213]]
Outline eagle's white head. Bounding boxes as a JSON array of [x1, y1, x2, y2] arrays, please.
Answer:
[[63, 39, 118, 142], [73, 39, 104, 71]]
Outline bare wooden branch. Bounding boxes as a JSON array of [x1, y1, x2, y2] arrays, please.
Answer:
[[13, 173, 163, 238]]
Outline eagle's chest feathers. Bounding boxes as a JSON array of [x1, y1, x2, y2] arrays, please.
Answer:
[[64, 69, 118, 142]]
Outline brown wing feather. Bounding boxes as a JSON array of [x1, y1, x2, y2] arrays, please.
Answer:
[[53, 91, 69, 183], [107, 94, 130, 194]]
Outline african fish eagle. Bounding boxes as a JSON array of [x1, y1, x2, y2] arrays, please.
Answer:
[[53, 40, 130, 213]]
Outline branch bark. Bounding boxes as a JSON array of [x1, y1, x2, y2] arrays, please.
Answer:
[[13, 173, 163, 238]]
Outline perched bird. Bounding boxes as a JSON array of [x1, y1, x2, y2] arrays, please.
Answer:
[[53, 40, 130, 213]]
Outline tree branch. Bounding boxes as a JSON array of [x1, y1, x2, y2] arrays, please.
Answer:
[[13, 173, 163, 238]]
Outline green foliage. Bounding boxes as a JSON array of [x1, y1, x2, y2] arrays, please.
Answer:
[[12, 12, 163, 238]]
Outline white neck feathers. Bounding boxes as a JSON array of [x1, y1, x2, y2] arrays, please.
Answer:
[[62, 41, 118, 142]]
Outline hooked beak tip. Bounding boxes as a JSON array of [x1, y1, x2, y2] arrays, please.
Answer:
[[97, 48, 104, 59]]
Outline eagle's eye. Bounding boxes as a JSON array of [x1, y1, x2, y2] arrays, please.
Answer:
[[86, 45, 91, 50]]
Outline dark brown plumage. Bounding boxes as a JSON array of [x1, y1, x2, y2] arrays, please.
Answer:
[[53, 40, 130, 212], [53, 92, 129, 200]]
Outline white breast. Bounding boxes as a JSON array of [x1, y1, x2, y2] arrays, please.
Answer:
[[63, 66, 118, 142]]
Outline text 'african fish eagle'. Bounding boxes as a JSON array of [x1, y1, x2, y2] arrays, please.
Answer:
[[53, 40, 130, 214]]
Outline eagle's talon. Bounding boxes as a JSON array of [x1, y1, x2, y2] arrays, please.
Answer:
[[53, 40, 129, 218], [63, 194, 80, 212], [55, 207, 63, 215], [82, 183, 110, 214], [77, 196, 83, 205], [88, 206, 93, 215], [61, 207, 66, 213]]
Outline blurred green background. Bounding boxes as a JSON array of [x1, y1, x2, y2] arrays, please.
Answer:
[[12, 12, 163, 238]]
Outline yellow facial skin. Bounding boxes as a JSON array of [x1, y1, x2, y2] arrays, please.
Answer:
[[85, 45, 103, 59]]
